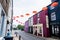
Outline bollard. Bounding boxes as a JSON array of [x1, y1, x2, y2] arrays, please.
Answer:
[[19, 35, 21, 40]]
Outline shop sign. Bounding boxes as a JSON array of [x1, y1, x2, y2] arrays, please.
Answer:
[[51, 12, 56, 21]]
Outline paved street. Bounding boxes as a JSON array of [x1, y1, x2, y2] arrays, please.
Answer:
[[13, 30, 60, 40], [18, 30, 46, 40]]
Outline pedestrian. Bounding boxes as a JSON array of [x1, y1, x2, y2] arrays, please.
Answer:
[[15, 31, 18, 37], [6, 29, 11, 37]]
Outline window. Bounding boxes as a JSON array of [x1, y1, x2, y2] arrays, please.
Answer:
[[37, 18, 40, 24], [40, 27, 42, 33], [52, 26, 54, 34], [46, 16, 49, 28], [51, 12, 56, 21], [37, 13, 39, 17]]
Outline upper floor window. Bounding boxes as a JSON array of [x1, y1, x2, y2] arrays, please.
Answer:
[[51, 12, 56, 21], [37, 13, 39, 17], [37, 18, 40, 24]]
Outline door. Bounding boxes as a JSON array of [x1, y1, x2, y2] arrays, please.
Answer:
[[52, 25, 59, 37]]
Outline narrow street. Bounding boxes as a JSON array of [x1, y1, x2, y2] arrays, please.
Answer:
[[18, 30, 46, 40], [0, 0, 60, 40]]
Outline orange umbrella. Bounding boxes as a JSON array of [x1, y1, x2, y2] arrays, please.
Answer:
[[16, 20, 18, 22], [20, 15, 24, 17], [26, 13, 30, 16], [16, 16, 19, 18], [33, 11, 37, 14], [51, 2, 58, 7], [42, 7, 48, 11]]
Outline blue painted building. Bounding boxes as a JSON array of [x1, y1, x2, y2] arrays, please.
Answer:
[[48, 1, 60, 37]]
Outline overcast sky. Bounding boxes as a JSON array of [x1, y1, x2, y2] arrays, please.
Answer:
[[13, 0, 51, 26]]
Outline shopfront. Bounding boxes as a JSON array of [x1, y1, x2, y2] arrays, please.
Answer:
[[48, 2, 60, 37], [33, 24, 43, 37], [51, 24, 60, 37]]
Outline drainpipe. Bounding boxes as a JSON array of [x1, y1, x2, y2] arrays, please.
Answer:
[[10, 0, 13, 31]]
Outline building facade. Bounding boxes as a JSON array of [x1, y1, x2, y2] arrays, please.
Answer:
[[24, 20, 29, 32], [48, 2, 60, 37], [0, 0, 12, 37], [51, 0, 59, 2], [39, 10, 50, 37], [28, 16, 33, 34], [33, 14, 38, 35]]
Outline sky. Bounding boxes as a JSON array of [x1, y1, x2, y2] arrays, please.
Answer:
[[13, 0, 51, 26]]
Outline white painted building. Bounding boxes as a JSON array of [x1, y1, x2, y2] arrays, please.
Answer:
[[28, 16, 33, 26], [0, 0, 12, 37], [0, 3, 7, 37], [28, 16, 33, 33], [7, 0, 13, 30]]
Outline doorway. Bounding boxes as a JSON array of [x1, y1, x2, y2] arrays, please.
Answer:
[[52, 25, 60, 37]]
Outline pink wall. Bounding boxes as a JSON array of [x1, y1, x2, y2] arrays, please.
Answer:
[[33, 14, 37, 25], [39, 10, 50, 37]]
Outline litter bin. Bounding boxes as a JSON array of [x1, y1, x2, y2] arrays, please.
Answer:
[[4, 36, 13, 40]]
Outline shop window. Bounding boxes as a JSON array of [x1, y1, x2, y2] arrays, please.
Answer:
[[52, 26, 54, 34], [37, 18, 40, 24], [46, 16, 49, 28], [40, 27, 42, 33], [51, 12, 56, 21]]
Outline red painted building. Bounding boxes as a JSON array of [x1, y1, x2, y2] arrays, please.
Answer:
[[33, 14, 38, 35], [33, 10, 50, 37], [39, 10, 50, 37]]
